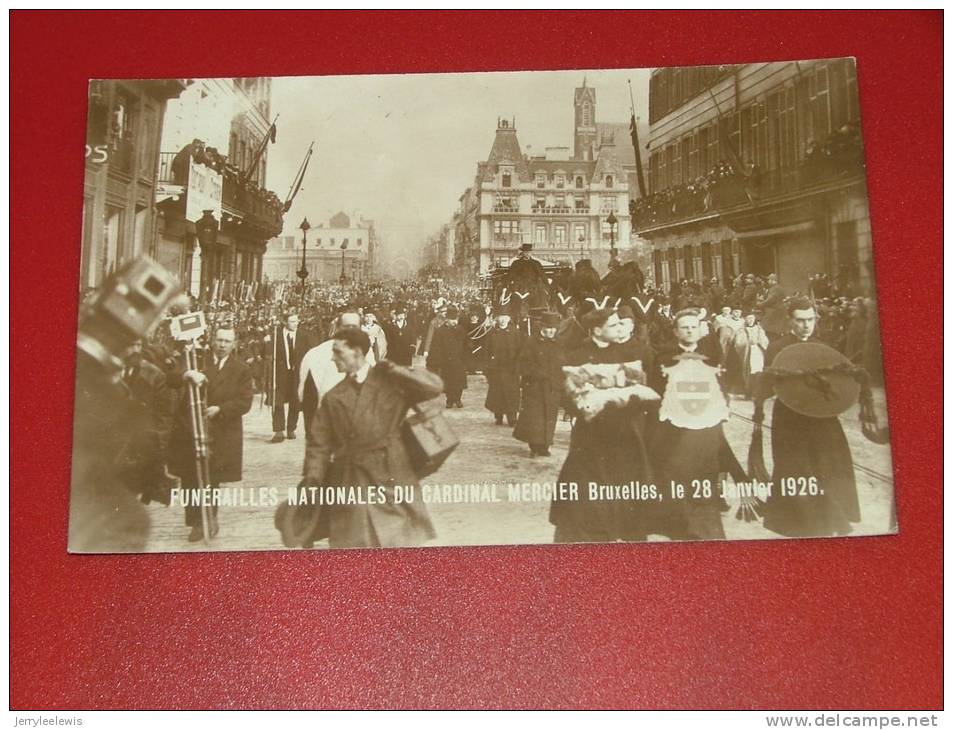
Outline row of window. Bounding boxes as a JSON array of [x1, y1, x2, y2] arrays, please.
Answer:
[[280, 236, 364, 249], [652, 240, 742, 289], [499, 172, 615, 189], [494, 194, 619, 212], [492, 220, 621, 247], [229, 127, 267, 186], [648, 60, 859, 194], [649, 65, 739, 125]]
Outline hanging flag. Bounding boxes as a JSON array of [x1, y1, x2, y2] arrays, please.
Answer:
[[629, 114, 648, 198], [241, 115, 279, 182], [627, 81, 648, 199]]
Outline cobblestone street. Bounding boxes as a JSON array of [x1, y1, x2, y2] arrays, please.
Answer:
[[143, 359, 896, 553]]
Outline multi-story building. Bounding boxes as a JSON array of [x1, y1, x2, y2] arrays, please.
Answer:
[[452, 184, 481, 277], [262, 211, 373, 284], [81, 78, 187, 291], [474, 82, 638, 274], [154, 77, 285, 296], [633, 60, 869, 295]]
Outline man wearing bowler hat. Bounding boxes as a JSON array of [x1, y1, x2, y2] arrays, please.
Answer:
[[484, 307, 523, 426], [513, 311, 564, 457], [426, 306, 468, 408]]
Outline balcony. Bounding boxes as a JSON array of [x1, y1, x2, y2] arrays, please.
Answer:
[[530, 205, 589, 215], [156, 144, 284, 237], [633, 123, 866, 233], [222, 175, 284, 236], [492, 203, 520, 213], [157, 151, 177, 183]]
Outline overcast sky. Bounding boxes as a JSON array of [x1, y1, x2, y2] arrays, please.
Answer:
[[267, 68, 651, 267]]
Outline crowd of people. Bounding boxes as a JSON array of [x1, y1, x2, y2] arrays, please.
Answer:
[[92, 257, 884, 550], [629, 158, 750, 229], [630, 122, 865, 230]]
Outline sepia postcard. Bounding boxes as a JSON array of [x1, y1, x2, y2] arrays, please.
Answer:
[[70, 61, 897, 554]]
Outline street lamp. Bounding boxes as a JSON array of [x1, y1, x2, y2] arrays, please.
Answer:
[[607, 210, 618, 264], [339, 241, 348, 285], [195, 209, 219, 301], [297, 217, 311, 304]]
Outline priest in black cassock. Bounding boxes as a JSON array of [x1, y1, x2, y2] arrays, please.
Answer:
[[758, 297, 861, 537], [551, 308, 658, 543]]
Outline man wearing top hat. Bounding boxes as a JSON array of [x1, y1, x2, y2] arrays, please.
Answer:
[[381, 308, 417, 367], [426, 306, 468, 408], [513, 311, 564, 457], [757, 296, 860, 537], [507, 243, 546, 289], [484, 308, 523, 426]]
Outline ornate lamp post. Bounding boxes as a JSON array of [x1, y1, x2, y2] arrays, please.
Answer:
[[607, 210, 618, 264], [195, 209, 219, 302], [297, 217, 311, 304], [339, 242, 348, 284]]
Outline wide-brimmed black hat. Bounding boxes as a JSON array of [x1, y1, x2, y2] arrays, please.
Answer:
[[540, 311, 562, 328], [771, 342, 860, 418]]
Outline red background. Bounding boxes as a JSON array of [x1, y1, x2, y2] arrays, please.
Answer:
[[10, 11, 942, 709]]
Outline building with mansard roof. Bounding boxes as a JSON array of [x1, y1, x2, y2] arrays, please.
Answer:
[[471, 81, 641, 275]]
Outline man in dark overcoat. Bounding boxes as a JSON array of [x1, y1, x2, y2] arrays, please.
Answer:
[[168, 326, 254, 542], [118, 339, 175, 505], [513, 311, 564, 457], [758, 273, 788, 338], [758, 297, 860, 537], [381, 309, 418, 367], [301, 328, 444, 548], [484, 310, 523, 426], [426, 306, 468, 408], [265, 311, 312, 442]]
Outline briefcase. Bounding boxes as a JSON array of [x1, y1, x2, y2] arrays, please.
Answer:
[[402, 402, 459, 478]]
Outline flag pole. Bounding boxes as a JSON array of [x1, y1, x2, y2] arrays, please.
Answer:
[[283, 142, 314, 212], [628, 80, 647, 199]]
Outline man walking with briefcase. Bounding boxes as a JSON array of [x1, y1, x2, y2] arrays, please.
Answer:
[[296, 328, 446, 548]]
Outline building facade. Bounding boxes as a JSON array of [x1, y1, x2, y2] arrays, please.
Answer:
[[452, 184, 480, 277], [81, 78, 187, 291], [633, 60, 870, 295], [154, 77, 284, 297], [473, 82, 639, 274], [262, 211, 374, 284]]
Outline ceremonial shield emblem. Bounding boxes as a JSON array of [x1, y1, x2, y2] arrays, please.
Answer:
[[659, 353, 729, 429]]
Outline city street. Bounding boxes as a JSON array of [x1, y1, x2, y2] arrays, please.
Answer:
[[143, 359, 895, 553]]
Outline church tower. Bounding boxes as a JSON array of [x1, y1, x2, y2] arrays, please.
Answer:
[[573, 78, 597, 161]]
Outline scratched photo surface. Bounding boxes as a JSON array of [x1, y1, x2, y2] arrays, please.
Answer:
[[71, 61, 896, 554]]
